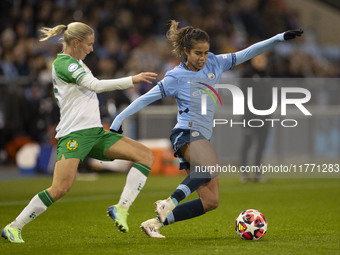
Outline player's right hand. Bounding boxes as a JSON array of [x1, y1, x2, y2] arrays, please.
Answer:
[[284, 29, 303, 40], [132, 72, 157, 84]]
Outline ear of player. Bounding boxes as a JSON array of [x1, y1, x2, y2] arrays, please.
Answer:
[[283, 29, 303, 40]]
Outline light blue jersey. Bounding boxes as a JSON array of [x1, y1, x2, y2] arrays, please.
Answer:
[[157, 52, 235, 139], [110, 33, 284, 139]]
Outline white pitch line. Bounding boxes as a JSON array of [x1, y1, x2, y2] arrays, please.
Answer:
[[0, 194, 114, 207], [0, 190, 170, 207]]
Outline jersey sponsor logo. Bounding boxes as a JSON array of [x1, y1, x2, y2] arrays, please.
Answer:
[[68, 63, 79, 72], [66, 139, 78, 150], [208, 73, 215, 80]]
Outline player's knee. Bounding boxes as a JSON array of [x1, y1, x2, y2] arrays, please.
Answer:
[[138, 148, 155, 167]]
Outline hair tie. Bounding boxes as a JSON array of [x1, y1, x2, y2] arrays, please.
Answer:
[[65, 25, 68, 31]]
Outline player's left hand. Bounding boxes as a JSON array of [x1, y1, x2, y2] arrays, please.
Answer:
[[284, 29, 303, 40], [110, 125, 123, 134], [132, 72, 158, 84]]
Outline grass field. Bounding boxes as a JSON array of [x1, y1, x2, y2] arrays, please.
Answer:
[[0, 173, 339, 255]]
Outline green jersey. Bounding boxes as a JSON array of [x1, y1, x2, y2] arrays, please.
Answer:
[[52, 53, 101, 138]]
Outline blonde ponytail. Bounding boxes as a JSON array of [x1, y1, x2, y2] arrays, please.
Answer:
[[40, 25, 67, 41], [39, 22, 94, 48]]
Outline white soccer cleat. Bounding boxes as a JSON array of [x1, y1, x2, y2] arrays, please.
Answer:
[[140, 218, 165, 238], [154, 197, 176, 223]]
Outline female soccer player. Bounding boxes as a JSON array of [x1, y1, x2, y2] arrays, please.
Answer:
[[1, 22, 157, 243], [111, 20, 302, 238]]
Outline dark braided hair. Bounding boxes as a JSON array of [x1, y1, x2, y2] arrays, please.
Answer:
[[166, 20, 210, 60]]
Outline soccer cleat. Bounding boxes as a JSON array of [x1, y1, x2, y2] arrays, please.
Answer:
[[140, 218, 165, 238], [154, 197, 176, 223], [1, 225, 24, 243], [107, 205, 129, 233]]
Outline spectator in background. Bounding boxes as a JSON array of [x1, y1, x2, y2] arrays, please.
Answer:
[[0, 51, 19, 80]]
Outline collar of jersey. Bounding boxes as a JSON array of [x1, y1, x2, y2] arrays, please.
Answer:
[[180, 61, 202, 72]]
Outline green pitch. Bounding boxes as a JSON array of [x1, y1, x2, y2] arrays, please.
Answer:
[[0, 174, 339, 255]]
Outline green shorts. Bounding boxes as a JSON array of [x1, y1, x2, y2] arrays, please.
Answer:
[[57, 127, 123, 162]]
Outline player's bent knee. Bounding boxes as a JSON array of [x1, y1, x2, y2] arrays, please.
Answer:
[[138, 149, 155, 167]]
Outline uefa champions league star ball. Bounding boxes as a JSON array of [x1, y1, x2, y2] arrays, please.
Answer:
[[235, 209, 267, 240]]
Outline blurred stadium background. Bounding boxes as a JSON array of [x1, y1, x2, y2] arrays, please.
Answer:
[[0, 0, 339, 176]]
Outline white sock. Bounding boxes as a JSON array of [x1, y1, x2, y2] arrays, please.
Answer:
[[118, 166, 148, 211], [9, 194, 48, 229]]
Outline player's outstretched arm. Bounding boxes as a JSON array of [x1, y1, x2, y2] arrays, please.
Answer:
[[234, 29, 303, 66], [79, 72, 157, 93], [110, 85, 163, 132]]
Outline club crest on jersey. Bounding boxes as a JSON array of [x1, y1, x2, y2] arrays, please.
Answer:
[[67, 140, 78, 150], [68, 63, 78, 72], [208, 73, 215, 80]]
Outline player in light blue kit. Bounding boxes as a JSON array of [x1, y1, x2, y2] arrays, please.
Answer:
[[110, 20, 303, 238]]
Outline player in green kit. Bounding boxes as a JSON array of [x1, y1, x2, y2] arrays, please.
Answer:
[[1, 22, 157, 243]]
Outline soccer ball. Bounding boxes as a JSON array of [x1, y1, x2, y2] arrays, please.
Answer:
[[235, 209, 267, 240]]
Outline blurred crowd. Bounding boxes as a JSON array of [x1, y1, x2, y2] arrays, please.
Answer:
[[0, 0, 339, 164]]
